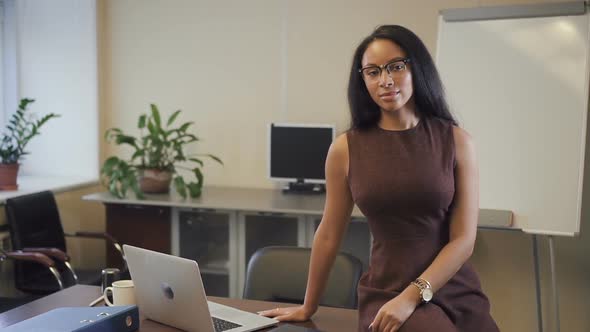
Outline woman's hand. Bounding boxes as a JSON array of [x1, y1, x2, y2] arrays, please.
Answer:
[[258, 305, 316, 322], [369, 289, 420, 332]]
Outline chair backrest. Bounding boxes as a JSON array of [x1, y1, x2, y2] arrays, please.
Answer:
[[5, 191, 66, 293], [243, 246, 363, 309]]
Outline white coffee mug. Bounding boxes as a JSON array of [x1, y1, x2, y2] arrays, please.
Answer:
[[103, 279, 136, 306]]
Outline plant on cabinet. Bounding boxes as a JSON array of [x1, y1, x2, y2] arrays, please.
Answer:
[[101, 104, 222, 199]]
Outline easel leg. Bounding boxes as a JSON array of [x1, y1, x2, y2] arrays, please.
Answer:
[[532, 234, 543, 332], [548, 235, 560, 332]]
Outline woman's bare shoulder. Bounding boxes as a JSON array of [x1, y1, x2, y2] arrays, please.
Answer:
[[328, 132, 350, 161], [452, 126, 474, 150]]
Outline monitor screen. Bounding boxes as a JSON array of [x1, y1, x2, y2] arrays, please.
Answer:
[[269, 123, 334, 183]]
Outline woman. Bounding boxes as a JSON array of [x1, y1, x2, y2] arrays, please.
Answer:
[[260, 25, 498, 332]]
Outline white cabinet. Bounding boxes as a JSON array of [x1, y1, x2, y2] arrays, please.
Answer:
[[172, 209, 239, 298]]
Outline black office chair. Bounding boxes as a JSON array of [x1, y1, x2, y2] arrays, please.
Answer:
[[5, 190, 126, 294], [0, 249, 63, 313], [243, 246, 363, 309]]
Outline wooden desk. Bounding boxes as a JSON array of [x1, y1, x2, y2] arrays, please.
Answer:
[[0, 285, 358, 331]]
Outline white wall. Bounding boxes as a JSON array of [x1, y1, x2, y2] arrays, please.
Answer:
[[13, 0, 98, 179], [100, 1, 590, 331]]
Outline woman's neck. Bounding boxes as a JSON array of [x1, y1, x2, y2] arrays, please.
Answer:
[[378, 107, 420, 131]]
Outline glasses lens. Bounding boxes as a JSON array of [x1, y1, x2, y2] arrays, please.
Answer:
[[361, 67, 381, 81], [386, 61, 406, 75]]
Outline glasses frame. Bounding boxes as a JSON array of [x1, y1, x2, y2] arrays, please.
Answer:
[[358, 58, 411, 81]]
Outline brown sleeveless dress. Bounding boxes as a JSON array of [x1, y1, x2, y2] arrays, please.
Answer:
[[347, 116, 498, 332]]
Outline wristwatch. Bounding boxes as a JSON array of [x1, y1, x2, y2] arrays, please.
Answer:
[[411, 278, 433, 303]]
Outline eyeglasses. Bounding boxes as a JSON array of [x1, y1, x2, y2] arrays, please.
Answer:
[[359, 58, 410, 83]]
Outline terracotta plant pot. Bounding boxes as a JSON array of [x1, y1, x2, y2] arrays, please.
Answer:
[[138, 168, 172, 194], [0, 163, 19, 190]]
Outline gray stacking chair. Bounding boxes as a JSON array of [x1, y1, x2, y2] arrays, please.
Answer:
[[243, 246, 363, 309]]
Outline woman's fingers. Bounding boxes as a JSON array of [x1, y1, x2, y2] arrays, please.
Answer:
[[371, 311, 402, 332], [258, 307, 285, 317], [258, 306, 308, 322], [384, 319, 398, 332], [369, 311, 383, 331]]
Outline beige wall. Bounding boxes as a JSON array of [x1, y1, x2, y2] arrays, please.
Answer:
[[68, 0, 590, 331], [55, 185, 107, 269]]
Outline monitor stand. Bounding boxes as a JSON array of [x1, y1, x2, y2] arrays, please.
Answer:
[[282, 180, 325, 195]]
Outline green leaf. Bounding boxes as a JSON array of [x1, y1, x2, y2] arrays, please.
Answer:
[[193, 154, 223, 165], [104, 128, 122, 141], [147, 121, 157, 136], [150, 104, 162, 128], [189, 158, 203, 167], [167, 110, 182, 127], [187, 182, 202, 198], [115, 135, 137, 147], [138, 114, 147, 129], [174, 176, 187, 198], [131, 150, 145, 160], [178, 122, 193, 132], [193, 167, 203, 187], [130, 177, 144, 199], [109, 180, 121, 198], [18, 98, 35, 110], [206, 154, 223, 165], [101, 156, 120, 174], [120, 177, 130, 197]]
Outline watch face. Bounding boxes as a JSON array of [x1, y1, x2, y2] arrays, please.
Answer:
[[422, 289, 433, 302]]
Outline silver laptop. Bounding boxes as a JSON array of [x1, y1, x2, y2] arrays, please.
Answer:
[[123, 245, 278, 332]]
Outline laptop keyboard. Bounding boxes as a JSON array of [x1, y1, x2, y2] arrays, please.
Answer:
[[212, 317, 242, 332]]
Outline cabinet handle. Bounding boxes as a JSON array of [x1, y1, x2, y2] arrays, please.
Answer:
[[126, 204, 146, 210], [256, 212, 286, 217], [192, 208, 217, 213], [184, 217, 203, 225]]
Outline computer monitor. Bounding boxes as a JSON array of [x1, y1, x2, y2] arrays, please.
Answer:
[[268, 123, 335, 193]]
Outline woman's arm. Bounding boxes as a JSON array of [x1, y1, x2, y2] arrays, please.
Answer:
[[259, 133, 354, 321], [371, 126, 479, 331]]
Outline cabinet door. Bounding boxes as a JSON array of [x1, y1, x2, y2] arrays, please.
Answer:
[[105, 204, 171, 268], [244, 213, 299, 268], [178, 210, 231, 297]]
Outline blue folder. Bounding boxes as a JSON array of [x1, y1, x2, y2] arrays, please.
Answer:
[[3, 305, 139, 332]]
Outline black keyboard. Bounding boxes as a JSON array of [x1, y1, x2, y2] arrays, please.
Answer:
[[212, 316, 242, 332]]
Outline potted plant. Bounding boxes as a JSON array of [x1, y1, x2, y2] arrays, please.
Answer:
[[0, 98, 60, 190], [101, 104, 222, 199]]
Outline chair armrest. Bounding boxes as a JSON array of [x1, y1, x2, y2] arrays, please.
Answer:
[[65, 231, 123, 255], [23, 247, 79, 285], [1, 250, 65, 289], [65, 231, 125, 269], [22, 247, 70, 262], [66, 231, 117, 245], [68, 231, 116, 241], [2, 250, 56, 268]]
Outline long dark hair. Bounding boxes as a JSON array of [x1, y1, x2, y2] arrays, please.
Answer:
[[347, 25, 457, 129]]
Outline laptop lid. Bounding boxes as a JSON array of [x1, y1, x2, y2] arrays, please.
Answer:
[[123, 244, 277, 332]]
